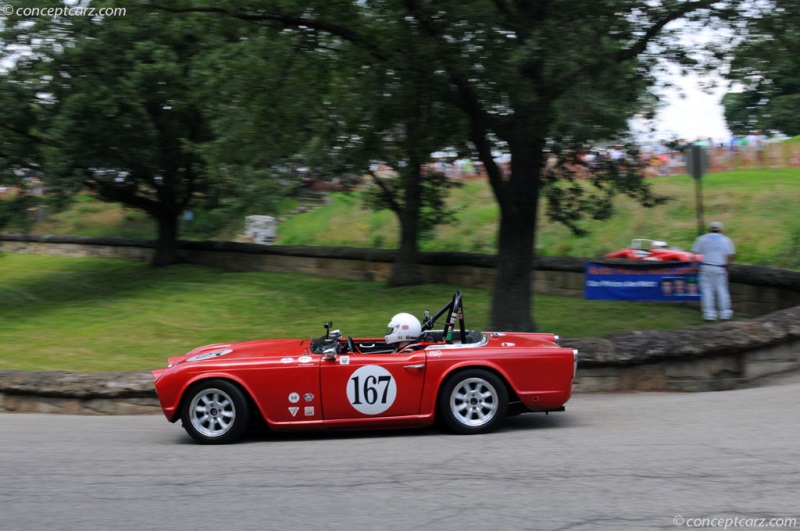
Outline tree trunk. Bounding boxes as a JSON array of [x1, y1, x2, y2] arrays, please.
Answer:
[[389, 164, 423, 286], [491, 206, 537, 331], [489, 146, 542, 332], [151, 211, 181, 267]]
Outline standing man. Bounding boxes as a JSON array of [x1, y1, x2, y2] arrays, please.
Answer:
[[692, 221, 736, 321]]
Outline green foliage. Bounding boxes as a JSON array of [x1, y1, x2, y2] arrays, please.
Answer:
[[0, 194, 35, 232], [196, 19, 334, 171], [724, 1, 800, 136], [1, 3, 207, 261], [0, 254, 702, 372], [722, 92, 761, 136]]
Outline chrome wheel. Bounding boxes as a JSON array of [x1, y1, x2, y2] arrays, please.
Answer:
[[450, 377, 500, 427], [439, 369, 509, 434], [180, 380, 250, 444], [189, 387, 236, 437]]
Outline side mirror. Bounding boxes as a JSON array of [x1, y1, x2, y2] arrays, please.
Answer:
[[322, 347, 337, 361]]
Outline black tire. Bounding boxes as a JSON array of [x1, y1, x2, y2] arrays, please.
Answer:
[[438, 369, 508, 434], [180, 379, 251, 444]]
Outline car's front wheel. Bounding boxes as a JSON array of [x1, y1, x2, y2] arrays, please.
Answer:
[[180, 379, 250, 444], [438, 369, 508, 434]]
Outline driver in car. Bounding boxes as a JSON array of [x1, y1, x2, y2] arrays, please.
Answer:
[[385, 313, 422, 351]]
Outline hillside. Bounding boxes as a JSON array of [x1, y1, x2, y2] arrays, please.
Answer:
[[17, 168, 800, 270]]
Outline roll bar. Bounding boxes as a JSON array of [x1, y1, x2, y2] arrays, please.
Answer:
[[421, 290, 466, 344]]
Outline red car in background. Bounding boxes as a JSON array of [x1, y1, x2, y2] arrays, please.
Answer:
[[152, 291, 578, 444], [605, 239, 701, 262]]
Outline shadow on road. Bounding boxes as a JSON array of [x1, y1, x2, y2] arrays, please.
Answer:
[[166, 409, 579, 445]]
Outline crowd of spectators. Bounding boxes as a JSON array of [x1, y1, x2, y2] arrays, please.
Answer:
[[637, 131, 785, 176], [420, 132, 800, 182]]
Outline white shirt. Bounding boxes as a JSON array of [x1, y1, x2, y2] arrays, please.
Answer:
[[692, 232, 735, 266]]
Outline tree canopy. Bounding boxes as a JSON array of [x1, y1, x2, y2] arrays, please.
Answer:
[[1, 4, 225, 264], [723, 0, 800, 136], [0, 1, 323, 264]]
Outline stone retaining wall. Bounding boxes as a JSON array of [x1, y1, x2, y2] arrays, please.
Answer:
[[2, 234, 800, 414], [567, 305, 800, 392], [0, 371, 160, 415]]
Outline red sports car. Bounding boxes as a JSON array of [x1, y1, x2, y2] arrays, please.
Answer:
[[152, 291, 578, 444], [605, 238, 701, 262]]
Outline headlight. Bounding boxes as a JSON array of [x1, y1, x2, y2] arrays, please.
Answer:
[[188, 348, 232, 362]]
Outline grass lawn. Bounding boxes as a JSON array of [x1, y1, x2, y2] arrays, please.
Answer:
[[0, 254, 703, 372]]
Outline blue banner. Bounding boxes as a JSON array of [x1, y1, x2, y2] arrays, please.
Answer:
[[584, 262, 701, 302]]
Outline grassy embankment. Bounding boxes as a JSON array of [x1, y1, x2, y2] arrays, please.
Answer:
[[28, 169, 799, 268], [277, 169, 800, 269]]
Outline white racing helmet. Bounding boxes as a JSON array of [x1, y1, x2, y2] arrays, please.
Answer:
[[385, 313, 422, 345]]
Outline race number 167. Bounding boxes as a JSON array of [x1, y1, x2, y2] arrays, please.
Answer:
[[349, 375, 391, 404], [346, 365, 397, 415]]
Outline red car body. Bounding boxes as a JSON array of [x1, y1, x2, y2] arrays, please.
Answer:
[[605, 239, 701, 262], [152, 291, 578, 444]]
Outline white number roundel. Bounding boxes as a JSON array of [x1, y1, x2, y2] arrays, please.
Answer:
[[346, 365, 397, 415]]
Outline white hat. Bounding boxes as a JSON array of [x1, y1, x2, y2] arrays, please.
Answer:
[[709, 221, 723, 232]]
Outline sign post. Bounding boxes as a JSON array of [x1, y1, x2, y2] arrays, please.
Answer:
[[685, 145, 708, 236]]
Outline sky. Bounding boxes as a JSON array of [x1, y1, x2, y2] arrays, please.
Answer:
[[632, 71, 733, 145], [635, 18, 735, 145]]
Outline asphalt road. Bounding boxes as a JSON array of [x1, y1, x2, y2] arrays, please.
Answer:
[[2, 374, 799, 531]]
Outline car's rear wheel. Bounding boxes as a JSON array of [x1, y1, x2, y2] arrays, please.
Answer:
[[438, 369, 508, 434], [180, 379, 250, 444]]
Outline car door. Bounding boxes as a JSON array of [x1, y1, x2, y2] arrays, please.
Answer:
[[320, 350, 427, 421]]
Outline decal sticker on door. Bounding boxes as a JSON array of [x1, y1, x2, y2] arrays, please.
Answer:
[[346, 365, 397, 415]]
